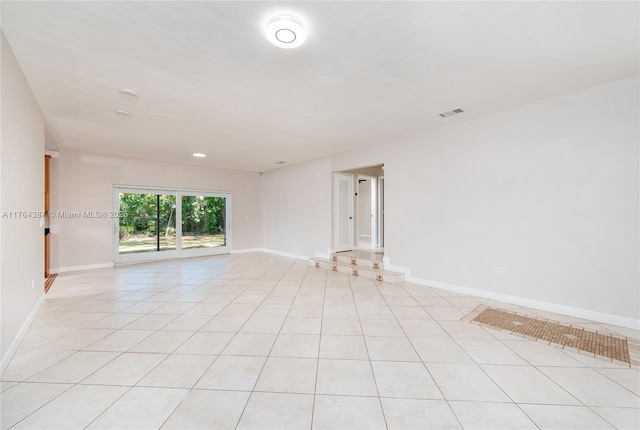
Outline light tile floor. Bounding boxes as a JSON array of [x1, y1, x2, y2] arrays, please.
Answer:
[[1, 252, 639, 429]]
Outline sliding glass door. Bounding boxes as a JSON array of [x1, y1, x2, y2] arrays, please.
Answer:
[[114, 187, 230, 264], [117, 192, 176, 255], [179, 194, 228, 258]]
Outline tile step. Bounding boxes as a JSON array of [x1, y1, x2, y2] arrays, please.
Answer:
[[308, 258, 404, 284], [330, 253, 385, 270]]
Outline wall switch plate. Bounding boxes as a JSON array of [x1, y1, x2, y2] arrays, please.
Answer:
[[497, 267, 505, 276]]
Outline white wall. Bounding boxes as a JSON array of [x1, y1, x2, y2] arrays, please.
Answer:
[[262, 76, 640, 323], [343, 165, 384, 177], [261, 157, 332, 258], [0, 32, 46, 362], [55, 149, 262, 270]]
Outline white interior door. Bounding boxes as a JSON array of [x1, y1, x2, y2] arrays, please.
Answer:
[[334, 173, 354, 252]]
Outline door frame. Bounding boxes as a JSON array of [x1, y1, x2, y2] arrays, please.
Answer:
[[113, 186, 231, 264], [44, 155, 51, 279], [356, 175, 377, 250], [377, 176, 384, 248]]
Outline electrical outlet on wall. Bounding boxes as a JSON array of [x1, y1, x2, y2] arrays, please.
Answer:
[[497, 267, 505, 276]]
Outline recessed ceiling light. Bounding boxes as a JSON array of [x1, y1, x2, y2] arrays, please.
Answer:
[[275, 161, 286, 164], [266, 15, 306, 49], [192, 153, 207, 158], [119, 88, 139, 97], [114, 109, 131, 116]]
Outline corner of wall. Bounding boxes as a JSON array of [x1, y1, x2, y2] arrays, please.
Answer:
[[1, 31, 48, 360], [0, 293, 45, 376], [386, 260, 640, 330]]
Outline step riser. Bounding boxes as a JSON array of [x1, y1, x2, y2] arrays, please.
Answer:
[[331, 254, 384, 270], [308, 259, 404, 285]]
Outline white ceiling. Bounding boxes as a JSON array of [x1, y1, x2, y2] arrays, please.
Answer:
[[2, 1, 638, 172]]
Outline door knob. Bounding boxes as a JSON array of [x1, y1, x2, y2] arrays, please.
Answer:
[[349, 217, 353, 219]]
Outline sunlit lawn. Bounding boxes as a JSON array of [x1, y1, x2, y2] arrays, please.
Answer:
[[119, 233, 225, 254]]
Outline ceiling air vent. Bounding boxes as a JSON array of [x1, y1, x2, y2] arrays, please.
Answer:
[[439, 108, 464, 118]]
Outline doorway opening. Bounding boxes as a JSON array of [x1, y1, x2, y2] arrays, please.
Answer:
[[333, 164, 384, 255], [356, 175, 376, 250]]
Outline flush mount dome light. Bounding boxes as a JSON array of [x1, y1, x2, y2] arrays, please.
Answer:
[[192, 152, 207, 158], [266, 15, 306, 49]]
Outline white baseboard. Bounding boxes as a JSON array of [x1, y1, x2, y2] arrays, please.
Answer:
[[58, 262, 114, 273], [230, 248, 265, 254], [387, 262, 640, 330], [1, 293, 46, 376], [315, 252, 330, 260], [59, 251, 311, 273], [262, 248, 310, 260], [232, 248, 310, 261], [385, 261, 408, 274]]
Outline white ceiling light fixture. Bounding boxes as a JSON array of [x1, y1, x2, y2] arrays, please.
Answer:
[[114, 109, 131, 116], [192, 152, 207, 158], [265, 15, 306, 49]]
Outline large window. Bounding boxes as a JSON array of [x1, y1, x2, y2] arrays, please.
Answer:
[[118, 193, 176, 254], [114, 187, 230, 263], [181, 195, 226, 250]]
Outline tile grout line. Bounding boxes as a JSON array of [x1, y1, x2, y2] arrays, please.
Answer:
[[232, 257, 306, 430], [421, 306, 535, 423], [348, 275, 390, 430], [401, 284, 586, 426], [458, 308, 594, 413], [176, 259, 272, 396], [308, 264, 329, 430], [383, 281, 464, 429], [6, 254, 640, 429], [74, 255, 272, 429], [83, 264, 256, 430]]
